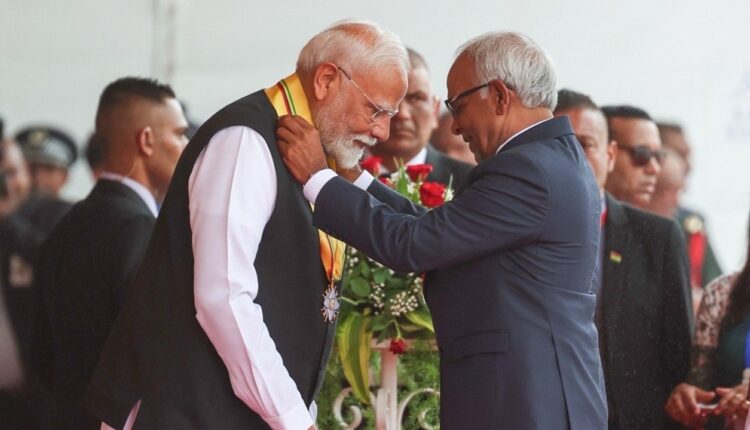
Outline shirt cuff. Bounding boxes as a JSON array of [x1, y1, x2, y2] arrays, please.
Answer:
[[353, 170, 375, 190], [264, 401, 314, 430], [303, 169, 337, 204]]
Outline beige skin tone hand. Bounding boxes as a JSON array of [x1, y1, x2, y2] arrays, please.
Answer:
[[276, 115, 363, 184], [666, 383, 750, 428], [665, 383, 715, 428]]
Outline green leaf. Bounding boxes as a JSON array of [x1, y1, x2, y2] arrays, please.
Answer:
[[405, 308, 435, 333], [369, 315, 393, 332], [372, 268, 388, 284], [349, 277, 371, 298], [356, 261, 370, 277], [336, 314, 373, 404]]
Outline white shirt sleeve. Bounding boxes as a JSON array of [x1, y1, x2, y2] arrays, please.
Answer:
[[303, 169, 374, 204], [188, 126, 313, 430]]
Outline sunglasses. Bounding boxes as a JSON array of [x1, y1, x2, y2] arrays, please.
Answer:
[[618, 144, 666, 167]]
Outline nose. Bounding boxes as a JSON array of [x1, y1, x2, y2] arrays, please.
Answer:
[[393, 102, 411, 121], [645, 156, 661, 175], [372, 118, 391, 141], [450, 117, 462, 136]]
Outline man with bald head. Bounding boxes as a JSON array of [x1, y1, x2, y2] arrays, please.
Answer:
[[34, 77, 187, 430], [368, 48, 471, 184], [555, 90, 691, 430], [86, 21, 408, 430]]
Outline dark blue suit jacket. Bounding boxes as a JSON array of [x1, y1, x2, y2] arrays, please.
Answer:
[[313, 117, 607, 429]]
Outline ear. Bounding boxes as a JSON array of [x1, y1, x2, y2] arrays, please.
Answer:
[[488, 80, 512, 115], [606, 139, 617, 173], [428, 95, 440, 132], [313, 63, 341, 102], [136, 126, 155, 157]]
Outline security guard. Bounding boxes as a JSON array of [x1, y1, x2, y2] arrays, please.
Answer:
[[15, 126, 77, 198]]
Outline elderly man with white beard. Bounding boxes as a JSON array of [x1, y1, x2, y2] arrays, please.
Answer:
[[84, 20, 407, 430]]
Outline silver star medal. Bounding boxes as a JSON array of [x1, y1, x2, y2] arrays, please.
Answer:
[[321, 284, 340, 323]]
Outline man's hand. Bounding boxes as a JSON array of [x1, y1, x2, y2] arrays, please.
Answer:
[[276, 115, 327, 184]]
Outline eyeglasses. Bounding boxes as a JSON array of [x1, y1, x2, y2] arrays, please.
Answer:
[[619, 144, 666, 167], [444, 83, 489, 116], [336, 65, 398, 123]]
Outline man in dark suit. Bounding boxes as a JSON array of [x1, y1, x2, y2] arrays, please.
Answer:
[[555, 90, 692, 429], [368, 48, 471, 186], [278, 32, 606, 429], [33, 77, 188, 430]]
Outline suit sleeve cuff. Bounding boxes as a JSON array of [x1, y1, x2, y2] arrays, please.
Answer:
[[303, 169, 337, 204], [303, 169, 374, 204], [353, 170, 375, 190], [264, 400, 313, 430]]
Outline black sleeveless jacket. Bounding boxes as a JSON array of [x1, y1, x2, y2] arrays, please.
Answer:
[[85, 90, 337, 429]]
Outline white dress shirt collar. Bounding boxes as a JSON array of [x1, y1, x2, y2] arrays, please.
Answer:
[[378, 147, 428, 176], [99, 171, 159, 217], [495, 117, 554, 154], [406, 147, 428, 165]]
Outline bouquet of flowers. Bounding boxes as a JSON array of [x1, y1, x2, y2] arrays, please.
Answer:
[[336, 156, 453, 404]]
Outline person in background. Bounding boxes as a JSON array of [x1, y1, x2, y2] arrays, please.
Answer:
[[368, 48, 471, 185], [657, 121, 722, 290], [645, 149, 687, 219], [0, 127, 45, 430], [14, 126, 77, 199], [34, 77, 188, 430], [83, 133, 105, 180], [430, 111, 476, 166], [555, 89, 692, 429], [666, 208, 750, 429], [601, 105, 665, 210]]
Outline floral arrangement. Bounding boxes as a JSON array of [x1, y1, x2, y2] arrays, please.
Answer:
[[336, 156, 453, 404]]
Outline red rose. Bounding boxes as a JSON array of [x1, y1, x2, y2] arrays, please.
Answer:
[[389, 337, 408, 355], [378, 176, 392, 187], [406, 164, 433, 182], [419, 181, 446, 208], [360, 156, 383, 176]]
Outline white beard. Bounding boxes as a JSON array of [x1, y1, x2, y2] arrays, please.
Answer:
[[315, 99, 376, 169]]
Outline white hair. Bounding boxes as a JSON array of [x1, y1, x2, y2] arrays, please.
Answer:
[[297, 19, 408, 78], [456, 31, 558, 110]]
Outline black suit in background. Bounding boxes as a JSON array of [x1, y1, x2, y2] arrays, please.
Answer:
[[0, 195, 71, 358], [34, 180, 156, 430], [599, 194, 692, 430], [0, 194, 70, 430], [424, 145, 472, 187]]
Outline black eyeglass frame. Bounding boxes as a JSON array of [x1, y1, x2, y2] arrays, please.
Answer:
[[444, 83, 490, 115]]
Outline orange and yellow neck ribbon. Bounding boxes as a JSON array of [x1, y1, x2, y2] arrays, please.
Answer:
[[266, 74, 346, 284]]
